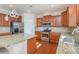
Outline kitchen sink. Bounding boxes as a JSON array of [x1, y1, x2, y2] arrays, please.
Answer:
[[61, 35, 76, 54], [0, 47, 9, 54], [62, 37, 75, 44]]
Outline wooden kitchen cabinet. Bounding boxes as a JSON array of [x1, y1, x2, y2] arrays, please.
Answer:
[[18, 16, 22, 22], [3, 20, 10, 26], [0, 13, 4, 26], [61, 11, 68, 27], [43, 15, 49, 22], [77, 4, 79, 25], [49, 16, 54, 26], [35, 31, 41, 40], [50, 32, 61, 44], [0, 13, 10, 26], [9, 16, 22, 22], [36, 18, 43, 27], [68, 4, 77, 27], [27, 37, 36, 54], [61, 4, 79, 27], [43, 15, 52, 22], [53, 15, 62, 27]]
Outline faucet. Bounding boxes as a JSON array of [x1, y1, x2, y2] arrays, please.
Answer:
[[72, 26, 79, 35]]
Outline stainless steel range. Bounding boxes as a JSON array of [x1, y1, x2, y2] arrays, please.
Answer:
[[41, 28, 51, 42], [41, 32, 50, 42]]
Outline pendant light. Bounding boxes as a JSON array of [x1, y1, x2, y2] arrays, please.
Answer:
[[9, 9, 19, 18], [5, 5, 19, 21]]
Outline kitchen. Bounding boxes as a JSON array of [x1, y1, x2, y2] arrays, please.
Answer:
[[0, 4, 79, 54]]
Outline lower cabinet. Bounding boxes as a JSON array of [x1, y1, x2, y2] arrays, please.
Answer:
[[35, 31, 41, 40], [27, 37, 36, 54], [50, 32, 61, 44]]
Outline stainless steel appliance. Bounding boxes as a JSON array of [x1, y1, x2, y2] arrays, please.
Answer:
[[43, 22, 51, 27], [41, 32, 50, 42], [41, 27, 51, 42], [41, 22, 51, 42], [10, 22, 24, 34]]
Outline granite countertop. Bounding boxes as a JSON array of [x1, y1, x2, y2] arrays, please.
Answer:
[[56, 33, 78, 54], [0, 33, 36, 48]]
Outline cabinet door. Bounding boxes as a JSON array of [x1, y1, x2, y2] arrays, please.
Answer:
[[68, 4, 77, 27], [61, 11, 68, 26], [54, 16, 61, 27], [3, 21, 10, 26], [0, 13, 3, 26], [18, 16, 22, 22], [0, 13, 10, 26], [43, 16, 48, 22], [27, 37, 36, 54], [43, 15, 52, 22], [37, 18, 43, 27], [50, 16, 54, 26], [3, 15, 10, 26], [50, 32, 61, 44], [9, 16, 22, 22], [77, 4, 79, 25], [35, 31, 41, 40]]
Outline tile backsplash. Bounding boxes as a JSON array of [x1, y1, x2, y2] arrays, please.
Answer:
[[36, 27, 75, 33], [0, 27, 10, 33]]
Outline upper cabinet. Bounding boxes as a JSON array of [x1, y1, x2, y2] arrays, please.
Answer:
[[0, 13, 10, 26], [0, 13, 22, 26], [43, 15, 52, 22], [61, 11, 68, 27], [9, 16, 22, 22], [36, 4, 79, 27], [68, 4, 77, 27], [36, 15, 54, 27], [36, 18, 43, 27], [0, 13, 4, 26], [50, 16, 54, 26], [77, 4, 79, 25], [61, 4, 79, 27], [53, 15, 61, 27]]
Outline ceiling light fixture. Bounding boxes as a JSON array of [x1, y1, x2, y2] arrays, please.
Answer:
[[5, 5, 19, 21], [51, 5, 54, 8], [26, 5, 32, 13], [9, 4, 13, 7], [9, 9, 18, 18], [9, 4, 19, 18]]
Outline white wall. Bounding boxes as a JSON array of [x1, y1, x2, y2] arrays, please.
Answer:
[[23, 13, 36, 35]]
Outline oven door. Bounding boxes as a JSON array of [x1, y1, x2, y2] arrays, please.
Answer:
[[41, 32, 49, 41]]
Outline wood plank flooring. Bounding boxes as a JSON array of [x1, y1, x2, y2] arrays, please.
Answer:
[[27, 39, 59, 54]]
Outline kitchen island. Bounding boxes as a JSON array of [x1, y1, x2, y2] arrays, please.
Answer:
[[0, 33, 36, 54]]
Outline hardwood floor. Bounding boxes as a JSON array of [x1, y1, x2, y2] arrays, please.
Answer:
[[27, 38, 59, 54]]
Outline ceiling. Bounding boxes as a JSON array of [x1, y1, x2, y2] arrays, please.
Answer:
[[0, 4, 69, 15]]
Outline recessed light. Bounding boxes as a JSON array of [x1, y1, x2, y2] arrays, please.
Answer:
[[27, 10, 31, 13], [9, 4, 13, 7], [51, 5, 54, 8]]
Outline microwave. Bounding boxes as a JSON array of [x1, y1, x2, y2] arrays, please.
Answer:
[[43, 22, 51, 27]]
